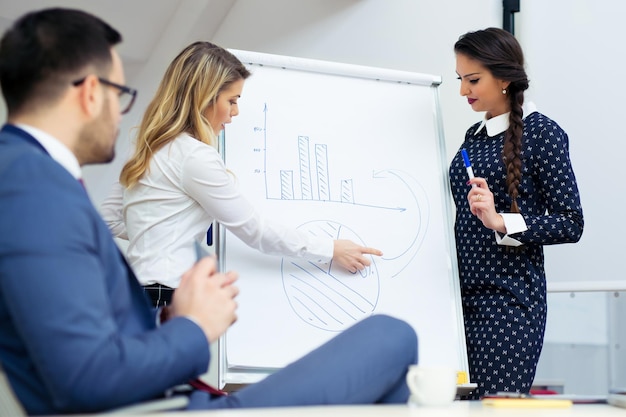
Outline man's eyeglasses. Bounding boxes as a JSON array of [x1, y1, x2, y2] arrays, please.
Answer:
[[72, 77, 138, 115]]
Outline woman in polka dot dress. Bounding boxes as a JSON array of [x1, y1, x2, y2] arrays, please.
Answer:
[[449, 28, 584, 399]]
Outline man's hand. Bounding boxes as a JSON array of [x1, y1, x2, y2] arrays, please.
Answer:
[[170, 256, 239, 343]]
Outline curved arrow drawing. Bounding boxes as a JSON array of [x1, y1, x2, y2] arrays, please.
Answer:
[[370, 169, 430, 277]]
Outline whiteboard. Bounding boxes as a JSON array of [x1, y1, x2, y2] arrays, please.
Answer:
[[216, 50, 466, 385]]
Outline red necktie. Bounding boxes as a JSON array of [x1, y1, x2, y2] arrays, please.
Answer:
[[188, 378, 228, 396]]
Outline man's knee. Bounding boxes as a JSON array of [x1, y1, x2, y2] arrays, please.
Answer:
[[360, 315, 418, 360]]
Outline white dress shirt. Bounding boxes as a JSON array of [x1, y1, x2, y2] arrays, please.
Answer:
[[16, 123, 82, 180], [473, 102, 537, 246], [101, 133, 333, 287]]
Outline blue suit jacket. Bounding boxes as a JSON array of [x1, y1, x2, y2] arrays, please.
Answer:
[[0, 125, 210, 415]]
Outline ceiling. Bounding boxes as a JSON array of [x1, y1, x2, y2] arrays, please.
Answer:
[[0, 0, 237, 79]]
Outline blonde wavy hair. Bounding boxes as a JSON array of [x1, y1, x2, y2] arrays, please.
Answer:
[[119, 41, 251, 188]]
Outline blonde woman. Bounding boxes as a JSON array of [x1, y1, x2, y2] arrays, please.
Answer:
[[101, 42, 382, 307]]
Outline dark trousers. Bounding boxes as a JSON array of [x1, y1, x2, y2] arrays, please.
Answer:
[[143, 284, 174, 308]]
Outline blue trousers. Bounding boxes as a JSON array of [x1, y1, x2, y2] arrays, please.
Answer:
[[188, 315, 418, 409]]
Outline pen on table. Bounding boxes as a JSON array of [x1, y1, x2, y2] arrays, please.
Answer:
[[461, 149, 477, 188]]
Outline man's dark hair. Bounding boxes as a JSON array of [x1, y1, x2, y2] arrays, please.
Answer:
[[0, 8, 122, 115]]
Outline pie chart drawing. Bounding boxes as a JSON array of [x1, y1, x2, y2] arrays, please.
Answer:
[[281, 220, 380, 331]]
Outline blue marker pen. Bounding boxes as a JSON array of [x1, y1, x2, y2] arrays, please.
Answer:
[[461, 149, 477, 188]]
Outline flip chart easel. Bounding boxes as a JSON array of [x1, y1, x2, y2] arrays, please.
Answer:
[[215, 49, 470, 389]]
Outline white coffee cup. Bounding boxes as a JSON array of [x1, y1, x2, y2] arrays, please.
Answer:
[[406, 365, 458, 406]]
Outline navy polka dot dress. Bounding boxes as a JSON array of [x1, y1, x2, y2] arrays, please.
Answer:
[[449, 111, 584, 399]]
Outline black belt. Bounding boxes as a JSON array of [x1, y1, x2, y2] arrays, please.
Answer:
[[143, 284, 174, 308]]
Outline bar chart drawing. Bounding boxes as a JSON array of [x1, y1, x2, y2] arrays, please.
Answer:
[[268, 133, 420, 212], [276, 136, 334, 202]]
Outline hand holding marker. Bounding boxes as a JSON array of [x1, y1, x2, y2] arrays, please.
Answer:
[[461, 149, 477, 188]]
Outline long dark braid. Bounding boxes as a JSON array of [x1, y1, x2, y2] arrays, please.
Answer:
[[502, 87, 525, 212], [455, 28, 529, 213]]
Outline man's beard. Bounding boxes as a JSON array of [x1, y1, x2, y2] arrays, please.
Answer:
[[75, 99, 117, 165]]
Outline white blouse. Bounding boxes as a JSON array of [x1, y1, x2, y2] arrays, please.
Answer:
[[101, 133, 333, 287]]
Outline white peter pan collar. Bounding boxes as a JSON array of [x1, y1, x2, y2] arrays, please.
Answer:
[[474, 101, 538, 137]]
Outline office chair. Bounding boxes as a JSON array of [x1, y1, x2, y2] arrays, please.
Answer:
[[0, 362, 188, 415], [0, 362, 26, 416]]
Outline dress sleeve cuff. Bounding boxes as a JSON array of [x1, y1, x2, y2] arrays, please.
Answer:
[[494, 213, 528, 247]]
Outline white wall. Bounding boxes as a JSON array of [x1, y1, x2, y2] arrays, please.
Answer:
[[518, 0, 626, 287]]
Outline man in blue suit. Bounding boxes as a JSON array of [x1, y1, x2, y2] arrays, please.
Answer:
[[0, 8, 418, 415]]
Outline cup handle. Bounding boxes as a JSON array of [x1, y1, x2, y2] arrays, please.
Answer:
[[406, 367, 420, 397]]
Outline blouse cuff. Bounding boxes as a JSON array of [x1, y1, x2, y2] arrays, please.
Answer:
[[494, 213, 527, 247]]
